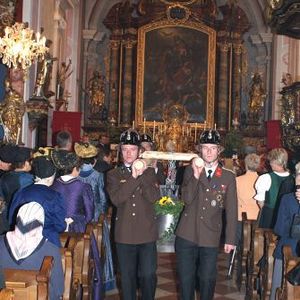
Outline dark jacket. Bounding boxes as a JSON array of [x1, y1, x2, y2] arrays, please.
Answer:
[[107, 166, 160, 244], [176, 165, 238, 247]]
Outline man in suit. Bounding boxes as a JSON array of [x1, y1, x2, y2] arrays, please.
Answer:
[[175, 129, 237, 300], [107, 129, 160, 300]]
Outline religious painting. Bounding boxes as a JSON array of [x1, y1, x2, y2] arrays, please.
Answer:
[[136, 20, 216, 127]]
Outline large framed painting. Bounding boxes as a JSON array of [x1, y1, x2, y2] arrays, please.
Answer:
[[135, 20, 216, 127]]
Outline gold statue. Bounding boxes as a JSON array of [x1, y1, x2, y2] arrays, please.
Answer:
[[248, 73, 266, 124], [57, 59, 73, 99], [33, 56, 55, 98], [0, 80, 25, 143], [88, 71, 105, 114]]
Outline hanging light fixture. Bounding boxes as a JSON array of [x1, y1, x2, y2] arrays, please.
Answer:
[[0, 22, 48, 75]]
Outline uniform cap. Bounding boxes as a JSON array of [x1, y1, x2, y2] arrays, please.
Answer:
[[120, 130, 140, 146], [199, 129, 221, 145]]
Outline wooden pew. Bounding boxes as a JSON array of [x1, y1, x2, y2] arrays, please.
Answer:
[[276, 246, 300, 300], [60, 230, 92, 300], [0, 289, 14, 299], [3, 256, 53, 300], [247, 226, 265, 299], [60, 247, 73, 300], [260, 230, 277, 299], [238, 215, 256, 291]]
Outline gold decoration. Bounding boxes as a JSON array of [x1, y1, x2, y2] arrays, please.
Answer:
[[0, 80, 25, 143], [0, 22, 48, 76]]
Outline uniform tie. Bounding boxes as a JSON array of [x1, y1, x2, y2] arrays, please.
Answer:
[[207, 169, 213, 181], [126, 166, 132, 173]]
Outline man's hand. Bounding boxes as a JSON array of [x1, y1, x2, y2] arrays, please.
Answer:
[[191, 157, 204, 179], [224, 244, 235, 254], [132, 159, 147, 178]]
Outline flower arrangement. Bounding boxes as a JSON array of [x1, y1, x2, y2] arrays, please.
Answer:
[[154, 196, 184, 217]]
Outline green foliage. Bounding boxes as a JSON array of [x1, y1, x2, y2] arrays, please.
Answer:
[[154, 196, 184, 217], [223, 129, 244, 158]]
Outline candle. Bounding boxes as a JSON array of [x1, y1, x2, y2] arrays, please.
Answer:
[[194, 123, 197, 143], [132, 120, 135, 129], [16, 127, 20, 145], [204, 120, 207, 130], [143, 118, 146, 133], [214, 123, 216, 130], [153, 121, 156, 140]]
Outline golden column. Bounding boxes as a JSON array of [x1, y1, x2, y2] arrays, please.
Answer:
[[121, 38, 135, 126], [217, 42, 229, 130], [232, 43, 242, 122], [108, 39, 121, 124]]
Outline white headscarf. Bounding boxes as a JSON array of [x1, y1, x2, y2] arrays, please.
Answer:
[[6, 202, 45, 261]]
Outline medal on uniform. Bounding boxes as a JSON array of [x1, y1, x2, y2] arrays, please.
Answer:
[[211, 200, 217, 207]]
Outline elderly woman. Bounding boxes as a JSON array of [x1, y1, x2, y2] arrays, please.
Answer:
[[236, 153, 261, 221], [270, 162, 300, 299], [254, 148, 293, 229], [0, 202, 64, 299]]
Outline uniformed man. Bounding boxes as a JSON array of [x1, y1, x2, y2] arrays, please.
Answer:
[[107, 129, 160, 300], [140, 133, 166, 185], [175, 129, 237, 300]]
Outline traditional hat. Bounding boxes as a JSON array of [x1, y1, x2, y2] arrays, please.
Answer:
[[14, 147, 32, 163], [0, 144, 18, 163], [199, 129, 221, 145], [33, 147, 54, 159], [140, 133, 153, 144], [51, 149, 79, 170], [32, 156, 56, 179], [120, 129, 140, 146], [74, 142, 98, 158], [6, 202, 44, 261]]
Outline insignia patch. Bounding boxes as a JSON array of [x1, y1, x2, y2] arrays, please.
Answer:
[[120, 179, 127, 183], [211, 200, 217, 207]]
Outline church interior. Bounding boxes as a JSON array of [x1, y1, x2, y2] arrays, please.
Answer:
[[1, 0, 300, 299]]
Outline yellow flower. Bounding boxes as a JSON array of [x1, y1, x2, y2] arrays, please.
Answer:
[[158, 196, 175, 206]]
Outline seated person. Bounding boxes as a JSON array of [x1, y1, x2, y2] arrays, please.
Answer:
[[0, 202, 64, 299], [8, 155, 66, 247]]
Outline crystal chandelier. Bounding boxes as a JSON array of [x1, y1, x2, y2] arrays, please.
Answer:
[[0, 22, 49, 74]]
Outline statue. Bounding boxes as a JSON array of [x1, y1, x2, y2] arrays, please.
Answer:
[[248, 73, 266, 125], [33, 55, 56, 98], [57, 59, 73, 99], [281, 73, 293, 87], [0, 80, 25, 143], [88, 71, 105, 114]]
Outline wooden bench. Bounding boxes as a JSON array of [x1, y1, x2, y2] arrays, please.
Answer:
[[3, 256, 53, 300], [60, 229, 92, 300], [255, 229, 277, 299], [0, 289, 14, 299], [60, 247, 73, 300], [238, 215, 256, 292], [276, 246, 300, 300], [246, 226, 265, 299]]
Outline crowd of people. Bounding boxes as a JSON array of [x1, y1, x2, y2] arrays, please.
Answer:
[[0, 127, 299, 300]]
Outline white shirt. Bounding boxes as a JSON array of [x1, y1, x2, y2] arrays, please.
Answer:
[[205, 164, 218, 178], [254, 171, 290, 202]]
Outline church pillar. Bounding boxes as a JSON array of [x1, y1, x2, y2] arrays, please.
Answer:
[[121, 39, 135, 126], [232, 43, 242, 123], [108, 39, 121, 125], [217, 42, 229, 130]]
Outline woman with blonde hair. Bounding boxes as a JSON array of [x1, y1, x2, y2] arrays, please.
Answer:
[[254, 148, 293, 229]]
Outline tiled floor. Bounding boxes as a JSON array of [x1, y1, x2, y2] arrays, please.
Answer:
[[105, 251, 245, 299]]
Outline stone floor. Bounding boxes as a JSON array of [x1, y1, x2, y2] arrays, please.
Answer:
[[105, 251, 246, 299]]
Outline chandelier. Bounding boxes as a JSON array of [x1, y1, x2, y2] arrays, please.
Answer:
[[0, 22, 49, 74]]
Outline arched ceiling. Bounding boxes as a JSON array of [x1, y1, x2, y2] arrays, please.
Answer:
[[86, 0, 269, 35]]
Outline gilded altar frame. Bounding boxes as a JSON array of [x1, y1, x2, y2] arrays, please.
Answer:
[[135, 19, 216, 128]]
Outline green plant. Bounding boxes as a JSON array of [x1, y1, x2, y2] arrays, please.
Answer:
[[154, 196, 184, 217]]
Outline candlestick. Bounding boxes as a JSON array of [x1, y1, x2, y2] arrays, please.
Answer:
[[16, 127, 20, 145], [153, 120, 156, 140], [194, 123, 197, 143], [143, 118, 146, 133], [132, 120, 135, 129]]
